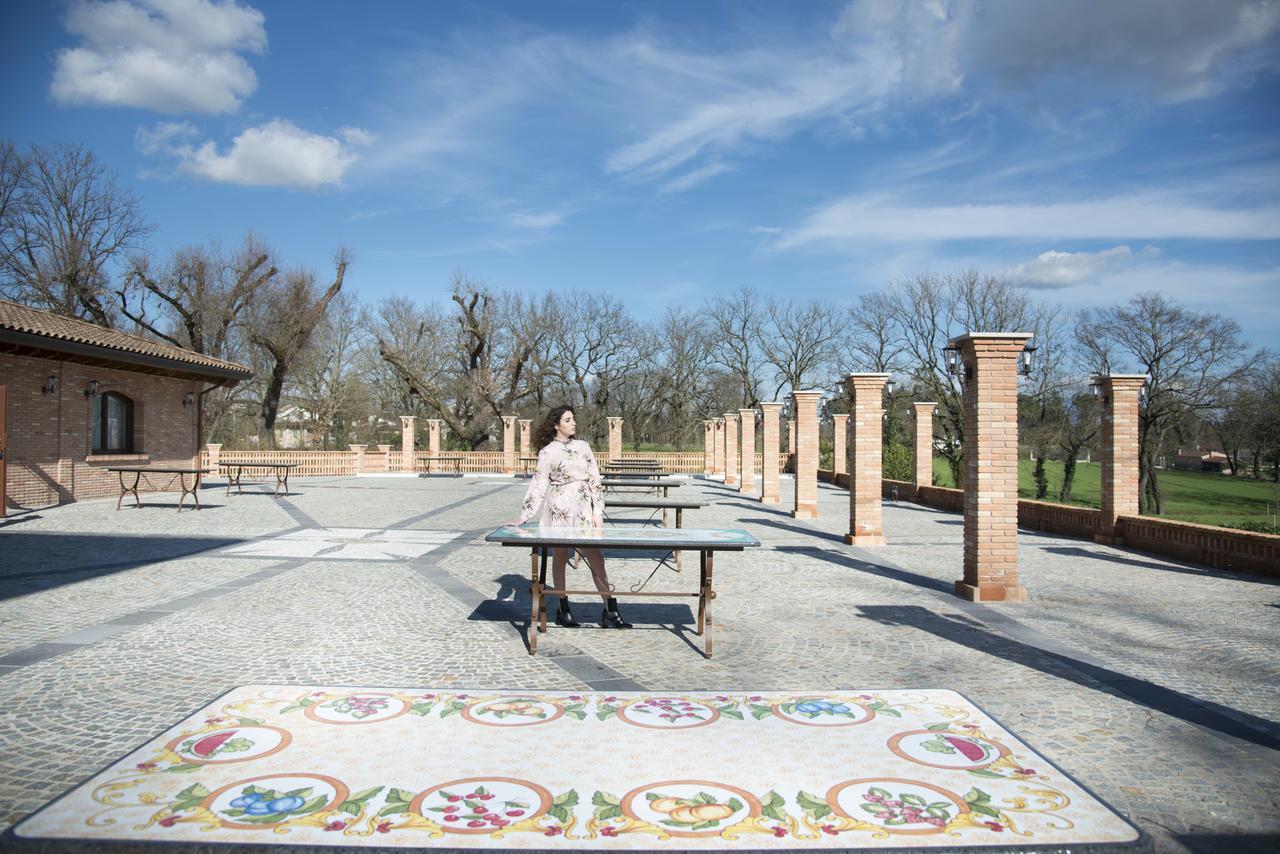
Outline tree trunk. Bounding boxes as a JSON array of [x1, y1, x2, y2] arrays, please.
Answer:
[[1059, 456, 1077, 502]]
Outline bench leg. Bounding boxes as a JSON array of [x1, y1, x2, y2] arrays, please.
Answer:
[[696, 550, 707, 635]]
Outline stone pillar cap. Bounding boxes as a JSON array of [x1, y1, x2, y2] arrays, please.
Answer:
[[737, 407, 755, 414], [948, 331, 1033, 345], [790, 389, 825, 398], [1092, 373, 1149, 381], [758, 401, 785, 408], [845, 372, 891, 379]]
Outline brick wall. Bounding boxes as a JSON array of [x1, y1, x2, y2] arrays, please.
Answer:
[[791, 391, 821, 518], [1117, 516, 1280, 576], [2, 352, 201, 507]]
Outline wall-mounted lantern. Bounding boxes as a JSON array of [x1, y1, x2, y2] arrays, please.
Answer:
[[42, 375, 58, 394]]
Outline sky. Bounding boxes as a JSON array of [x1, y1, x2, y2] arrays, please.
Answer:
[[2, 0, 1279, 347]]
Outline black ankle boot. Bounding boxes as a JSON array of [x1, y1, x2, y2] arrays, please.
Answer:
[[601, 597, 633, 629], [554, 598, 580, 628]]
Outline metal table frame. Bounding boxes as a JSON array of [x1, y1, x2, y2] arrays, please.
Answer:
[[221, 461, 297, 496], [106, 467, 211, 512], [424, 455, 466, 476]]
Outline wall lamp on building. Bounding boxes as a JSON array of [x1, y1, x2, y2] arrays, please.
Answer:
[[84, 379, 99, 397], [183, 391, 195, 407], [42, 374, 58, 394]]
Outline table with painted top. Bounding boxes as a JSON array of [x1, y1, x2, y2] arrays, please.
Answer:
[[604, 496, 709, 569], [106, 466, 212, 512], [485, 525, 760, 657]]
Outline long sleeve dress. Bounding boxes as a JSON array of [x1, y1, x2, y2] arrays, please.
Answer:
[[515, 438, 605, 527]]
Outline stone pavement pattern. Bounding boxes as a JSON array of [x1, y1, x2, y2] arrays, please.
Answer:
[[0, 475, 1277, 854]]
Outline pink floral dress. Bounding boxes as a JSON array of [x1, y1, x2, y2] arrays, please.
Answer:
[[515, 438, 605, 527]]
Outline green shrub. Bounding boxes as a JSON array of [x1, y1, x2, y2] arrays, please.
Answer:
[[883, 442, 912, 482], [1227, 519, 1280, 535]]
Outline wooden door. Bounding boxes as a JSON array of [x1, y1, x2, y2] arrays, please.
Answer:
[[0, 384, 6, 518]]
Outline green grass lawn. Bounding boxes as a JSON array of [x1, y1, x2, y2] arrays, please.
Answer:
[[931, 458, 1280, 529]]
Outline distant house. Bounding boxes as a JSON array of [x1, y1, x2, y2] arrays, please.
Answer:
[[1, 300, 252, 510], [1171, 448, 1228, 473]]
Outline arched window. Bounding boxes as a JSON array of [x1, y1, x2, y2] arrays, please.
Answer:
[[92, 392, 134, 453]]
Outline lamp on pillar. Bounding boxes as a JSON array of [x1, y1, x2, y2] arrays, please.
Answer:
[[942, 344, 963, 380], [1019, 342, 1037, 377]]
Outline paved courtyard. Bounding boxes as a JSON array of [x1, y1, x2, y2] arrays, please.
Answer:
[[0, 474, 1276, 853]]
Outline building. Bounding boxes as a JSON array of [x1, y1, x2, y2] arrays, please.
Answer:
[[1, 300, 252, 511]]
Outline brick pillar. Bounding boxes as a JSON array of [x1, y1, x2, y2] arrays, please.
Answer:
[[349, 444, 366, 474], [206, 443, 221, 477], [607, 416, 623, 462], [400, 415, 416, 472], [723, 413, 739, 487], [831, 414, 848, 477], [791, 390, 822, 518], [953, 332, 1033, 603], [912, 402, 937, 488], [501, 415, 517, 473], [760, 403, 783, 503], [1096, 374, 1147, 546], [703, 420, 715, 475], [713, 418, 725, 476], [518, 419, 532, 459], [738, 408, 756, 493], [426, 420, 441, 474], [377, 444, 392, 473], [843, 374, 890, 545]]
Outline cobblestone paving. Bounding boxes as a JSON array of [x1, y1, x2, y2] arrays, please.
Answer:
[[0, 475, 1277, 853]]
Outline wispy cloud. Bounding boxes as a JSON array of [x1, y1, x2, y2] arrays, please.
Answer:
[[52, 0, 266, 114], [506, 211, 564, 229], [1005, 245, 1161, 289], [777, 193, 1280, 247]]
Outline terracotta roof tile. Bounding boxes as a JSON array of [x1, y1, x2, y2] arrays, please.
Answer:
[[0, 299, 252, 377]]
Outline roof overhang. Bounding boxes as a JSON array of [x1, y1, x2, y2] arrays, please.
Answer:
[[0, 328, 253, 384]]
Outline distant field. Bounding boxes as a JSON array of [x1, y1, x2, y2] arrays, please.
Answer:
[[931, 459, 1280, 530]]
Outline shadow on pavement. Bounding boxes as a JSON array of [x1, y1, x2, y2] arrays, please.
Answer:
[[776, 545, 953, 594], [740, 516, 848, 544], [0, 532, 240, 600], [856, 604, 1280, 751], [1044, 546, 1279, 585]]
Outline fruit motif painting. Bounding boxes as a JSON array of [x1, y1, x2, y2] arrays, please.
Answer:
[[617, 697, 719, 729], [772, 696, 875, 726], [201, 773, 348, 830], [164, 724, 291, 764], [462, 696, 568, 726], [409, 777, 553, 835], [619, 781, 760, 837], [304, 693, 409, 724], [887, 729, 1011, 770]]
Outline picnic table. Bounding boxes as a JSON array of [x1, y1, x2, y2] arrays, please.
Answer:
[[485, 525, 760, 657], [600, 477, 683, 497], [518, 456, 539, 477], [220, 461, 297, 497], [106, 466, 211, 512], [423, 455, 467, 476], [602, 470, 667, 479], [605, 461, 662, 470]]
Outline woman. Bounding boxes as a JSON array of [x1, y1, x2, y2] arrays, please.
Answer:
[[512, 406, 631, 629]]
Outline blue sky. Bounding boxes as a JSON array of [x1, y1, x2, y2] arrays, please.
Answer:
[[3, 0, 1279, 346]]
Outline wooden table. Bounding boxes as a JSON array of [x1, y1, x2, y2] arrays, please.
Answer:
[[106, 466, 212, 512], [423, 455, 467, 476], [602, 470, 666, 479], [485, 525, 759, 658], [518, 456, 540, 477], [600, 477, 683, 497], [220, 461, 297, 496]]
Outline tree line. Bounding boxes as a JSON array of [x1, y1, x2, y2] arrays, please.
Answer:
[[3, 140, 1277, 515]]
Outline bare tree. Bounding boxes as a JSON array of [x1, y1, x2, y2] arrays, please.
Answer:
[[0, 142, 150, 325], [760, 297, 841, 400], [375, 275, 548, 448], [1076, 292, 1251, 513], [287, 290, 369, 449], [705, 286, 765, 407], [841, 291, 905, 373], [249, 251, 349, 447]]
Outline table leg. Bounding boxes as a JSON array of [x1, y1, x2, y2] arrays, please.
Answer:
[[176, 473, 190, 512], [696, 550, 706, 635], [704, 551, 715, 659], [528, 548, 542, 654], [193, 472, 202, 509], [674, 508, 683, 570]]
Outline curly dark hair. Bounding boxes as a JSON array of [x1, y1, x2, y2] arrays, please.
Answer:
[[533, 405, 575, 451]]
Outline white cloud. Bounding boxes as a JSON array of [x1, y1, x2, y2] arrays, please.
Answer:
[[659, 162, 736, 194], [835, 0, 1280, 105], [1004, 245, 1161, 289], [141, 119, 364, 189], [506, 211, 563, 229], [778, 193, 1280, 247], [339, 127, 377, 147], [52, 0, 267, 114]]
